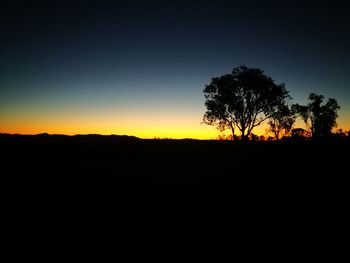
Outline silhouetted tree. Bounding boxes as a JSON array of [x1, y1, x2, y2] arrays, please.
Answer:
[[217, 134, 233, 141], [291, 128, 310, 138], [203, 65, 289, 140], [268, 103, 296, 140], [293, 93, 340, 138], [249, 133, 259, 141], [333, 128, 347, 138]]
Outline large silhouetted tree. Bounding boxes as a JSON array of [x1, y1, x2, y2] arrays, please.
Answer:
[[203, 65, 289, 140], [293, 93, 340, 138]]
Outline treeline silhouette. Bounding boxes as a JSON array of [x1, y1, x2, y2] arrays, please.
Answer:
[[217, 127, 350, 141], [203, 65, 342, 140]]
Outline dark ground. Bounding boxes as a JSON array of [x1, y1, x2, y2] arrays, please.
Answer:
[[2, 133, 348, 259], [1, 133, 348, 197]]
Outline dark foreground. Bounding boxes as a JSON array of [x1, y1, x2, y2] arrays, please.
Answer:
[[1, 134, 349, 196], [2, 133, 347, 261]]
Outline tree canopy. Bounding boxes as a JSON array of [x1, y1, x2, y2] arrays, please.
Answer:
[[293, 93, 340, 138], [203, 65, 289, 139], [268, 103, 296, 140]]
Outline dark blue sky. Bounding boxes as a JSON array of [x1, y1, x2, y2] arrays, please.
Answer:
[[1, 0, 349, 137]]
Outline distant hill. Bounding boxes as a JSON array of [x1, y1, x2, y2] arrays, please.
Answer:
[[0, 133, 141, 141]]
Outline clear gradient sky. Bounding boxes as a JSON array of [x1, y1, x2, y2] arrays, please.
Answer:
[[1, 0, 349, 138]]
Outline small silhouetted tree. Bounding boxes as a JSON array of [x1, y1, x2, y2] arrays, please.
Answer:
[[268, 103, 296, 140], [293, 93, 340, 138], [203, 65, 289, 140], [291, 128, 310, 138], [333, 129, 347, 138]]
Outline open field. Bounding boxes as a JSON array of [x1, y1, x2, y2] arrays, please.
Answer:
[[1, 134, 348, 196]]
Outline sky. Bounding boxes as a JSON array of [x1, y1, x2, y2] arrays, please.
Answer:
[[1, 0, 349, 139]]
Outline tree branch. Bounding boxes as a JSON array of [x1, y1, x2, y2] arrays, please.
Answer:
[[252, 115, 270, 128]]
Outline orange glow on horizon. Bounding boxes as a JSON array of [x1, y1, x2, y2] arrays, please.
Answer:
[[1, 111, 349, 139]]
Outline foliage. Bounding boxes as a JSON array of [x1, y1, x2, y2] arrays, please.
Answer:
[[293, 93, 340, 138], [268, 102, 296, 140], [203, 65, 289, 140], [291, 128, 310, 138]]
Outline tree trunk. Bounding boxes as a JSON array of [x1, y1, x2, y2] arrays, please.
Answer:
[[240, 124, 247, 141], [241, 130, 248, 141], [229, 123, 235, 140]]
